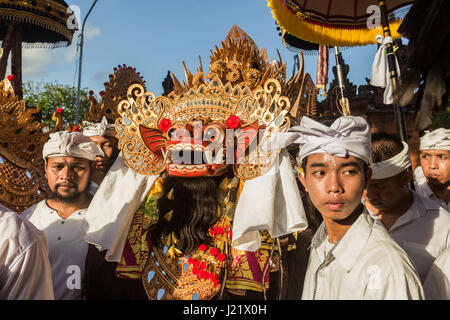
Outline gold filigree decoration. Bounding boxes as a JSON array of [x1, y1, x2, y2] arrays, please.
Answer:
[[142, 214, 231, 300], [116, 76, 290, 179], [0, 79, 49, 212], [0, 147, 46, 213], [84, 65, 146, 124]]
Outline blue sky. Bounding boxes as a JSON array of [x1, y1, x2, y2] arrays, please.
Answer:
[[17, 0, 381, 97]]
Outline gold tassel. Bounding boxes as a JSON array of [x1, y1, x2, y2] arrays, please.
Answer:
[[167, 188, 174, 200], [164, 210, 173, 222], [166, 232, 181, 259]]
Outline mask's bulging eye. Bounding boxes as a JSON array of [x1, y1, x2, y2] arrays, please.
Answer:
[[168, 128, 177, 138], [204, 128, 217, 141]]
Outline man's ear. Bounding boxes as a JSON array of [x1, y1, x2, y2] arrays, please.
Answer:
[[364, 166, 373, 189], [297, 171, 308, 192], [44, 160, 48, 180]]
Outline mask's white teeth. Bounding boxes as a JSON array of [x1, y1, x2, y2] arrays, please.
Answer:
[[213, 148, 224, 164], [204, 148, 213, 164]]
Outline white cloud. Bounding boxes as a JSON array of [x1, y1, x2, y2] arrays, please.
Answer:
[[22, 48, 54, 77], [85, 24, 101, 40]]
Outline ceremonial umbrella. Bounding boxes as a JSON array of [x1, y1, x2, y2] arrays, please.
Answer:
[[0, 0, 76, 99], [267, 0, 413, 141]]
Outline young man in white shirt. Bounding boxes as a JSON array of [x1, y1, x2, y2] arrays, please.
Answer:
[[364, 132, 450, 298], [0, 205, 54, 300], [22, 131, 103, 300], [270, 116, 424, 299], [414, 128, 450, 211]]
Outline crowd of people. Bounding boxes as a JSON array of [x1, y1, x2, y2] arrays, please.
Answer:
[[0, 112, 448, 300]]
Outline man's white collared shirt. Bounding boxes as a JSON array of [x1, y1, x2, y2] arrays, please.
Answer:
[[302, 211, 424, 300], [368, 192, 450, 284], [22, 201, 89, 300]]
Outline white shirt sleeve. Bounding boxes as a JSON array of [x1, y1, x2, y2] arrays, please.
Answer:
[[0, 208, 54, 300], [423, 248, 450, 300], [2, 231, 54, 300]]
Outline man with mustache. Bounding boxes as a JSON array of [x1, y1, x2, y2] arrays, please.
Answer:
[[269, 116, 424, 299], [414, 128, 450, 211], [22, 131, 104, 300], [81, 117, 119, 189], [364, 132, 449, 298]]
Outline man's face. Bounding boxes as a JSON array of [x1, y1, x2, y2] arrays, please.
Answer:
[[45, 156, 92, 203], [420, 149, 450, 187], [299, 154, 370, 222], [364, 172, 411, 212], [88, 135, 117, 172]]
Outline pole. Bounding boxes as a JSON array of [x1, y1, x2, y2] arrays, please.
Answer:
[[378, 1, 414, 190], [378, 0, 408, 143], [334, 46, 348, 115], [75, 0, 99, 124]]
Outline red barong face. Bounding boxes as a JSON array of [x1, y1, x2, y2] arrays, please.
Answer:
[[139, 120, 260, 177], [165, 121, 228, 177]]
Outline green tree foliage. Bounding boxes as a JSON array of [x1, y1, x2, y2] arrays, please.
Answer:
[[22, 81, 94, 129]]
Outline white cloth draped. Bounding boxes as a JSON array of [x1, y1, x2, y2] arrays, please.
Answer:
[[420, 128, 450, 151], [43, 131, 104, 161], [370, 35, 401, 105], [371, 141, 412, 179], [231, 149, 308, 251], [84, 153, 158, 262]]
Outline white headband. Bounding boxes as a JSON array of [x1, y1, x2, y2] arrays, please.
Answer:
[[82, 116, 116, 137], [43, 131, 104, 161], [420, 128, 450, 151], [265, 116, 372, 165], [371, 141, 411, 180]]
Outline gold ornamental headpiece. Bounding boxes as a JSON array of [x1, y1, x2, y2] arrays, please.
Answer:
[[116, 25, 317, 179], [0, 78, 49, 213], [170, 25, 318, 124], [84, 64, 146, 125]]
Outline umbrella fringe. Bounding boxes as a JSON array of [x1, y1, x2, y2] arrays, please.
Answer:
[[0, 9, 74, 45], [268, 0, 405, 47], [21, 41, 71, 49]]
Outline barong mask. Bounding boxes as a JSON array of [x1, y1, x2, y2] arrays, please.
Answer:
[[116, 78, 292, 178], [114, 25, 316, 179]]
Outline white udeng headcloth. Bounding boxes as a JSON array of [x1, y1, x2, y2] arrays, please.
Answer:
[[43, 131, 104, 161], [420, 128, 450, 151], [82, 116, 116, 137], [266, 116, 372, 164], [371, 141, 412, 180]]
